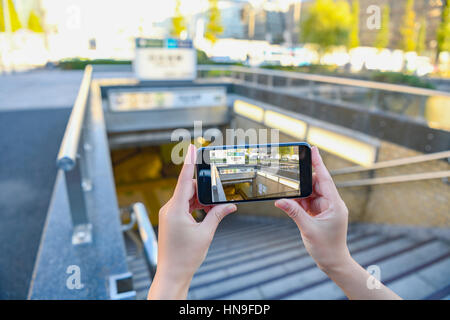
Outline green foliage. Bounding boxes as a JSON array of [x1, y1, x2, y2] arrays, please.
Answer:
[[370, 71, 435, 89], [374, 5, 390, 50], [348, 0, 360, 49], [171, 0, 186, 38], [261, 64, 340, 75], [205, 0, 223, 44], [58, 59, 131, 70], [300, 0, 351, 55], [437, 1, 450, 53], [27, 10, 44, 33], [416, 18, 427, 55], [400, 0, 416, 52], [197, 49, 211, 64]]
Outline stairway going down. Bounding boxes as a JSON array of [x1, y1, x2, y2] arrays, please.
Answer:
[[125, 215, 450, 300]]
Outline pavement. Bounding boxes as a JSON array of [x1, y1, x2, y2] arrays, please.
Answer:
[[0, 67, 134, 299], [0, 68, 134, 111], [0, 107, 71, 299]]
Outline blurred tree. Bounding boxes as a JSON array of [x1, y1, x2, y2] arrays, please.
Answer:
[[0, 1, 5, 32], [1, 0, 22, 32], [171, 0, 186, 38], [27, 10, 44, 33], [437, 0, 450, 55], [348, 0, 360, 49], [374, 4, 390, 50], [400, 0, 416, 52], [416, 18, 426, 55], [300, 0, 351, 58], [8, 0, 21, 31], [205, 0, 223, 44]]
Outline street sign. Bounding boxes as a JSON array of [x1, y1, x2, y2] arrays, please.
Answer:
[[133, 38, 196, 80], [108, 87, 226, 112]]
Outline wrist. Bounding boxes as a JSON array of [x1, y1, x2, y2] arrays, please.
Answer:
[[149, 268, 192, 300], [317, 250, 355, 277]]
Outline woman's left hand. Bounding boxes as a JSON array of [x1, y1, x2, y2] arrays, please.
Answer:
[[148, 144, 237, 299]]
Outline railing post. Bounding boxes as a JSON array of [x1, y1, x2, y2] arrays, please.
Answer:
[[267, 75, 273, 87], [308, 80, 315, 97], [370, 89, 380, 110], [335, 85, 342, 101], [252, 73, 258, 85], [286, 77, 292, 87], [417, 95, 427, 120], [80, 110, 93, 192], [64, 154, 92, 245], [239, 71, 245, 82]]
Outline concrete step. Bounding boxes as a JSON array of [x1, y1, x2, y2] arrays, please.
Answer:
[[123, 215, 450, 300]]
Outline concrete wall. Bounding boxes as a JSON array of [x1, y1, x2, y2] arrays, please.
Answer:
[[355, 141, 450, 227]]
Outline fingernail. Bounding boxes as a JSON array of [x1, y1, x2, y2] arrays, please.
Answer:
[[275, 199, 288, 210], [314, 146, 321, 157], [186, 144, 194, 164]]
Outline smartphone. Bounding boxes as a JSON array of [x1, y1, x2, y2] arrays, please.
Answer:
[[196, 142, 312, 205]]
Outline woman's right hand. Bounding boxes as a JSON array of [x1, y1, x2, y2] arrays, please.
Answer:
[[275, 146, 351, 274]]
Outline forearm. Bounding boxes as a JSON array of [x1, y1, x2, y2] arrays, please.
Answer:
[[323, 257, 402, 300], [147, 270, 192, 300]]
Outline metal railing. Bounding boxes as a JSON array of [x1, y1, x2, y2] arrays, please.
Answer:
[[211, 164, 227, 202], [56, 65, 93, 245], [197, 65, 450, 98], [131, 203, 158, 277], [332, 150, 450, 188], [197, 65, 450, 130]]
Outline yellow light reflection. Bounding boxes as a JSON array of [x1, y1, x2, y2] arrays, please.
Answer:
[[307, 127, 376, 167], [278, 177, 299, 190], [264, 110, 307, 139], [265, 173, 279, 182], [233, 100, 264, 123]]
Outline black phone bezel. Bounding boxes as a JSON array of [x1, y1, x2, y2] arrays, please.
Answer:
[[195, 142, 312, 205]]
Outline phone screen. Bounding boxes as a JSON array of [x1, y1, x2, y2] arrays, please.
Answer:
[[196, 143, 312, 205]]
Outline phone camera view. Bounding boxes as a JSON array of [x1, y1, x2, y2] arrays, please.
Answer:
[[209, 146, 300, 202]]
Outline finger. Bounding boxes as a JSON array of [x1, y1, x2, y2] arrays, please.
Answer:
[[275, 198, 312, 232], [174, 144, 197, 202], [311, 146, 339, 199], [297, 197, 311, 213], [203, 206, 213, 213], [201, 204, 237, 233]]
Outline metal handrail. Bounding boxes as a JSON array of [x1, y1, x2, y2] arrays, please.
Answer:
[[197, 65, 450, 98], [336, 170, 450, 188], [331, 150, 450, 175], [57, 65, 93, 170], [331, 150, 450, 187], [132, 203, 158, 276], [56, 65, 93, 245]]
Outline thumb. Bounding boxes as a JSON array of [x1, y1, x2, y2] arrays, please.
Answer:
[[201, 204, 237, 233], [275, 199, 312, 231]]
